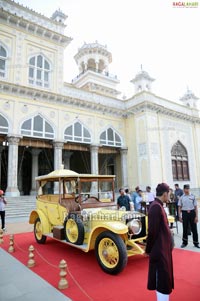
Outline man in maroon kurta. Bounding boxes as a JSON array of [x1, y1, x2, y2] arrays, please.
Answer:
[[146, 183, 174, 301]]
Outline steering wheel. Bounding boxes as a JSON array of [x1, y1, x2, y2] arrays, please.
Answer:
[[84, 196, 99, 202]]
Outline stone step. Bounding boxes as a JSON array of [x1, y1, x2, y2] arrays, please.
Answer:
[[6, 209, 35, 215], [6, 209, 35, 218], [6, 205, 36, 210], [5, 196, 36, 219]]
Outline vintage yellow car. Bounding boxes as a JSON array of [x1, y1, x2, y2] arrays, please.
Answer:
[[29, 168, 147, 274]]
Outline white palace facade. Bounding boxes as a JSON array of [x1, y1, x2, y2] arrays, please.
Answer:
[[0, 0, 200, 196]]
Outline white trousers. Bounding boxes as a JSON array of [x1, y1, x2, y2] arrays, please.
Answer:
[[156, 291, 169, 301]]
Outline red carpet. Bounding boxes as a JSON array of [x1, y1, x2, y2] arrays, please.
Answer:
[[1, 232, 200, 301]]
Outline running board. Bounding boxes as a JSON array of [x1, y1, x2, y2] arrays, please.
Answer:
[[45, 233, 88, 251]]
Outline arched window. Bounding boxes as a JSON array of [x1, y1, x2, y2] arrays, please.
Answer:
[[21, 115, 54, 139], [28, 55, 50, 88], [171, 141, 189, 181], [0, 45, 7, 78], [100, 128, 122, 147], [0, 114, 9, 134], [64, 121, 91, 144]]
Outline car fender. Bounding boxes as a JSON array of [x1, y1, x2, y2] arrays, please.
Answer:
[[86, 221, 128, 250], [29, 209, 51, 234], [97, 221, 128, 234]]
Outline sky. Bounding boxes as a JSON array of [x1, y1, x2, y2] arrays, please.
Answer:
[[17, 0, 200, 102]]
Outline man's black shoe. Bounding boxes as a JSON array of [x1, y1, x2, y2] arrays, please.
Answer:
[[194, 245, 200, 249], [181, 244, 187, 248]]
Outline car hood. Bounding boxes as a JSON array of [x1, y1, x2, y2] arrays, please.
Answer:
[[81, 208, 145, 221]]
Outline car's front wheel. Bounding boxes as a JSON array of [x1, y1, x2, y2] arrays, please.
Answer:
[[95, 231, 127, 274], [34, 217, 46, 244]]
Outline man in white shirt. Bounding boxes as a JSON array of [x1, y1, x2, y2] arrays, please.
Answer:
[[146, 186, 155, 204]]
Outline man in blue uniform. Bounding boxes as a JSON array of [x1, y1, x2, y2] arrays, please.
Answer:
[[178, 184, 200, 248]]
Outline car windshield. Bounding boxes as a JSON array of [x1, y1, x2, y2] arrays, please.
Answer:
[[78, 179, 114, 201]]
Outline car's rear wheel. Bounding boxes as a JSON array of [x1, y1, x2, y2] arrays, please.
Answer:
[[95, 231, 127, 274], [34, 217, 46, 244], [64, 213, 85, 245]]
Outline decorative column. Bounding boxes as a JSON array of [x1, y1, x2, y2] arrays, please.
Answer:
[[63, 151, 73, 170], [84, 61, 88, 71], [120, 147, 128, 188], [90, 145, 99, 194], [53, 141, 64, 170], [53, 141, 64, 194], [30, 148, 41, 195], [95, 60, 99, 71], [5, 136, 20, 197], [90, 144, 99, 175]]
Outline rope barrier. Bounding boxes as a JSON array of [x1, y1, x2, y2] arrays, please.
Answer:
[[67, 266, 94, 301], [34, 248, 58, 269], [6, 236, 93, 301], [13, 239, 27, 253]]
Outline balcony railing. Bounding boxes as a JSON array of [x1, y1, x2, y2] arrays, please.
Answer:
[[72, 67, 118, 83]]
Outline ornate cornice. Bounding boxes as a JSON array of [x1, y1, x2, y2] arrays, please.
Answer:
[[0, 7, 72, 46], [0, 81, 124, 117], [1, 0, 66, 29], [127, 101, 200, 124], [1, 81, 200, 123], [81, 82, 121, 97]]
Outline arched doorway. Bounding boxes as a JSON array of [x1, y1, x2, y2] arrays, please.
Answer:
[[22, 150, 32, 195], [38, 148, 54, 176], [18, 147, 32, 195], [70, 150, 90, 174]]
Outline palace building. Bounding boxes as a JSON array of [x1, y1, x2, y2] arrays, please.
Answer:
[[0, 0, 200, 196]]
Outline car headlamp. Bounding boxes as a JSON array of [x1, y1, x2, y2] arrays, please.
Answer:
[[127, 219, 142, 235]]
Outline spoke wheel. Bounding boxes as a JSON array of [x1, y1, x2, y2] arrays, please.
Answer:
[[34, 217, 46, 244], [95, 231, 127, 274], [64, 213, 84, 245]]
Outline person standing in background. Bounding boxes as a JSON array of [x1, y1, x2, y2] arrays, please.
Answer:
[[174, 184, 183, 219], [178, 184, 200, 248], [125, 188, 131, 201], [131, 186, 140, 211], [135, 190, 143, 211], [146, 186, 155, 204], [117, 188, 132, 211], [125, 188, 134, 210], [169, 188, 175, 203], [0, 190, 7, 231]]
